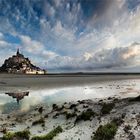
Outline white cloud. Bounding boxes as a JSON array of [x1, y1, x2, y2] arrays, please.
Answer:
[[43, 1, 55, 18], [20, 35, 44, 53], [0, 40, 11, 48], [42, 50, 58, 59], [122, 43, 140, 59], [18, 34, 59, 67], [20, 35, 58, 58], [53, 20, 75, 41], [84, 52, 93, 61]]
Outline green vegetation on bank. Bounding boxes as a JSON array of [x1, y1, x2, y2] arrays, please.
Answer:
[[32, 117, 45, 126], [65, 112, 77, 119], [75, 109, 96, 123], [101, 103, 115, 115], [92, 122, 118, 140], [2, 130, 30, 140], [2, 126, 63, 140], [31, 126, 63, 140]]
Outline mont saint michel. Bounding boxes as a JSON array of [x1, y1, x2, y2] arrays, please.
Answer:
[[0, 49, 46, 74]]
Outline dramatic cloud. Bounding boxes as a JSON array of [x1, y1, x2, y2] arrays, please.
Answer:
[[46, 43, 140, 71], [0, 0, 140, 72]]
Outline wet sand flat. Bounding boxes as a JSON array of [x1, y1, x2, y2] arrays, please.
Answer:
[[0, 74, 140, 88]]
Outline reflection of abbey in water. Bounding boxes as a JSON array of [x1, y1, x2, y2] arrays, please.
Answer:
[[5, 91, 29, 104], [0, 49, 46, 74]]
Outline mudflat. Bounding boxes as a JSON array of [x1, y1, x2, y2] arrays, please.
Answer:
[[0, 74, 140, 88]]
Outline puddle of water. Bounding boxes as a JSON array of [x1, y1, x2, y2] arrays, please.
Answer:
[[0, 79, 139, 114]]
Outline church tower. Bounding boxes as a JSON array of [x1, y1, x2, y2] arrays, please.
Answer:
[[16, 48, 20, 56]]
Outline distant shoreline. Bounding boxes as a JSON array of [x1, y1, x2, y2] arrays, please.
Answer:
[[0, 72, 140, 77]]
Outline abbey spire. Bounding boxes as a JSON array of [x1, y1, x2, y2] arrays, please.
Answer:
[[16, 48, 20, 55]]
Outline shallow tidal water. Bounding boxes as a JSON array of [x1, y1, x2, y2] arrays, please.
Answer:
[[0, 75, 140, 114]]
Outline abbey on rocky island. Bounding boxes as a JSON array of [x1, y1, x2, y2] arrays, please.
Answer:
[[0, 49, 46, 74]]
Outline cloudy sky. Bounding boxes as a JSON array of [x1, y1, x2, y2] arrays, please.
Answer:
[[0, 0, 140, 72]]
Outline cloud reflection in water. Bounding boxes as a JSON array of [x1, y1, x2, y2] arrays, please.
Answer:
[[0, 79, 140, 114]]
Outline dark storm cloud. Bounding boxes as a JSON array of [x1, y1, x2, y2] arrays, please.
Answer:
[[127, 0, 140, 10], [79, 0, 113, 19]]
